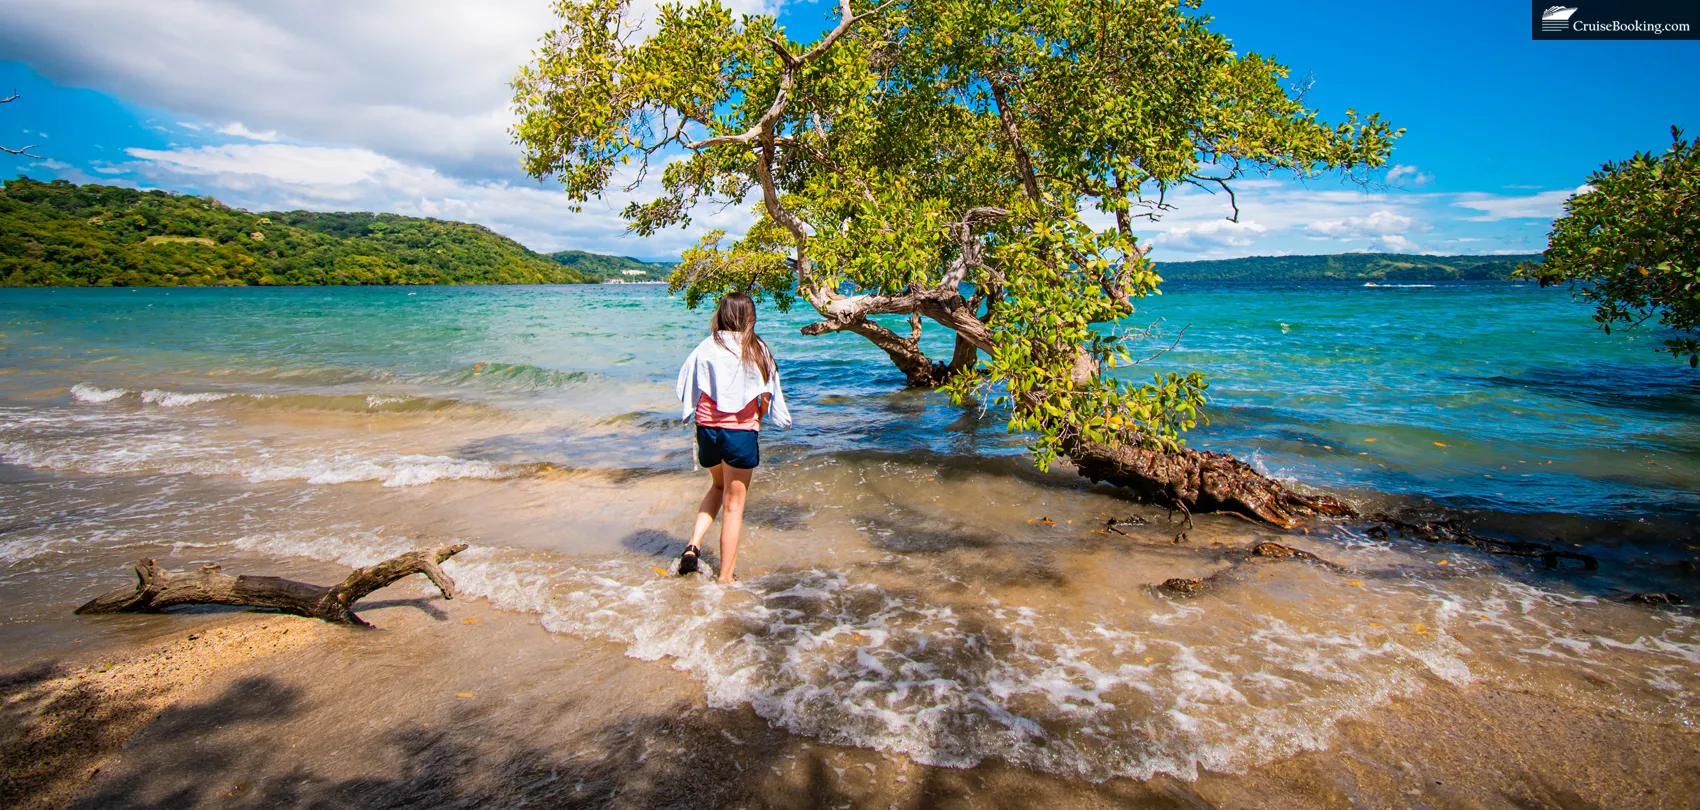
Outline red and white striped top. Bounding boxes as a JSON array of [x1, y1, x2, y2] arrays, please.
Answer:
[[695, 393, 766, 431]]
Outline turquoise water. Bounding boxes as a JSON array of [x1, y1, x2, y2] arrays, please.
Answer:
[[2, 281, 1693, 520], [4, 281, 1699, 786]]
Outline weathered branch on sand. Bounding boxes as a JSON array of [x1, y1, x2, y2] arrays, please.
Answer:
[[1068, 437, 1357, 528], [75, 544, 469, 627]]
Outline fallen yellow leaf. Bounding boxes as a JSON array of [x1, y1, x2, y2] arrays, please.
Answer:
[[456, 692, 476, 699], [1364, 438, 1376, 442], [1369, 623, 1382, 627], [1348, 580, 1364, 586], [462, 617, 482, 625], [1144, 657, 1154, 663], [1437, 560, 1449, 565], [1433, 441, 1448, 447]]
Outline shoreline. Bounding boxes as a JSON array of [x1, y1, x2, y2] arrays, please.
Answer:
[[6, 586, 1696, 809], [2, 281, 1696, 807]]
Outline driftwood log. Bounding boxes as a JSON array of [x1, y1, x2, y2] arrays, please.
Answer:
[[75, 543, 468, 626]]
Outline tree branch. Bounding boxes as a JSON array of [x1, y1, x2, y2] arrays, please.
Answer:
[[992, 82, 1042, 202], [75, 544, 469, 627]]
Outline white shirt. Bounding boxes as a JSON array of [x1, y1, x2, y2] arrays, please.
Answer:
[[675, 331, 793, 428]]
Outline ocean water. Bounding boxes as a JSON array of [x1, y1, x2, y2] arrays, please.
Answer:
[[1, 281, 1697, 790]]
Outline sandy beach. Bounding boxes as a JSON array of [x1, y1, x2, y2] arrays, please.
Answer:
[[6, 571, 1696, 810]]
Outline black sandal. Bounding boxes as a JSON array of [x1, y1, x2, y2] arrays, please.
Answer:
[[678, 544, 700, 576]]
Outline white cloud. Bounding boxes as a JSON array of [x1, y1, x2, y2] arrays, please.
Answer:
[[1385, 164, 1432, 186], [1154, 218, 1268, 253], [0, 0, 780, 181], [1304, 209, 1419, 238], [1451, 187, 1585, 221], [215, 122, 280, 142], [117, 142, 749, 259], [1371, 234, 1420, 252]]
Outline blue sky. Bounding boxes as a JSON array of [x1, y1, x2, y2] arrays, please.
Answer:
[[2, 0, 1695, 261]]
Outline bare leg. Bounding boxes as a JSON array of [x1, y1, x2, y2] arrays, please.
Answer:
[[718, 465, 753, 583], [687, 464, 726, 554]]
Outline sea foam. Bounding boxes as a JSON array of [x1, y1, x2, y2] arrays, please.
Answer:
[[2, 406, 521, 488], [69, 383, 129, 403], [225, 530, 1498, 783]]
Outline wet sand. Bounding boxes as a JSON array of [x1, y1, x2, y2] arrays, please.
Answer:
[[5, 581, 1695, 810], [3, 450, 1698, 808]]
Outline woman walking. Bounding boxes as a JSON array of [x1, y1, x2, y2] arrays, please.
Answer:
[[674, 292, 791, 582]]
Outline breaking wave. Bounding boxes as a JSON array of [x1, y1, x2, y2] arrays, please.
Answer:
[[69, 383, 470, 415], [2, 407, 528, 488], [229, 529, 1502, 782]]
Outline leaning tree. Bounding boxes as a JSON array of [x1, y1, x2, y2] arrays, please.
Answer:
[[512, 0, 1400, 525]]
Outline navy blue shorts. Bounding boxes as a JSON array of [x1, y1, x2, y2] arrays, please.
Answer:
[[697, 426, 760, 469]]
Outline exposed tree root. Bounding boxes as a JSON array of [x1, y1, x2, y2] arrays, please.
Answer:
[[75, 544, 468, 627], [1625, 592, 1686, 607], [1368, 514, 1598, 571], [1157, 540, 1346, 598], [1067, 437, 1357, 528]]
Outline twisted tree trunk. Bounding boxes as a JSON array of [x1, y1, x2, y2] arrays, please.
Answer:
[[1066, 437, 1355, 527], [75, 543, 468, 626], [800, 294, 1356, 525]]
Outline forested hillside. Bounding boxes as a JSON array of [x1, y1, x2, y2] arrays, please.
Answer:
[[548, 250, 673, 281], [0, 178, 599, 287], [1155, 253, 1540, 281]]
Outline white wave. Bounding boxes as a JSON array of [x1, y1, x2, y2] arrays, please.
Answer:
[[0, 406, 520, 489], [229, 530, 1491, 783], [242, 453, 512, 487], [0, 438, 515, 488], [141, 389, 233, 407], [69, 383, 129, 403], [73, 383, 234, 407], [0, 535, 70, 565]]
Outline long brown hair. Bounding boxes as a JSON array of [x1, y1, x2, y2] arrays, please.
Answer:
[[711, 291, 774, 382]]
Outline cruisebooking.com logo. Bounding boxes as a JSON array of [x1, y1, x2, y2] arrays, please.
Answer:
[[1533, 1, 1699, 39]]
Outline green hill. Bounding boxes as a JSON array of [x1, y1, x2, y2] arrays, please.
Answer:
[[0, 177, 600, 287], [1153, 253, 1540, 282], [548, 249, 674, 281]]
